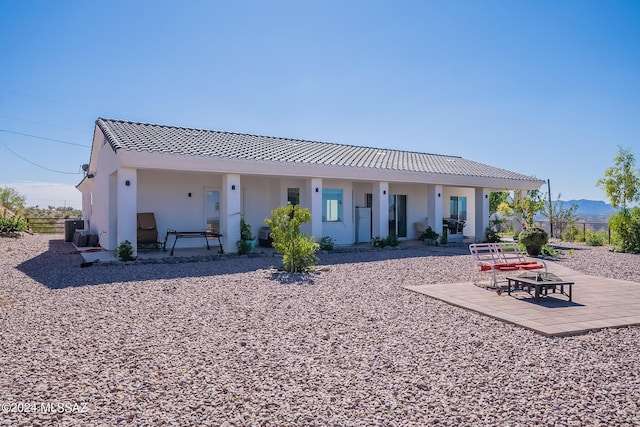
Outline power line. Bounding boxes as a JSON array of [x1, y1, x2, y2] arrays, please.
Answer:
[[0, 129, 89, 147], [0, 138, 83, 175]]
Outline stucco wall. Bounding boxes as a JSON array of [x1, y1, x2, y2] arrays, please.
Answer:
[[136, 170, 222, 249]]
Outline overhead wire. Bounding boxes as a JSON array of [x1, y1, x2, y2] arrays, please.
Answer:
[[0, 137, 83, 175], [0, 129, 89, 147]]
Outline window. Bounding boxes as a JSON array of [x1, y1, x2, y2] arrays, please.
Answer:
[[287, 188, 300, 206], [322, 188, 343, 222], [449, 196, 467, 221]]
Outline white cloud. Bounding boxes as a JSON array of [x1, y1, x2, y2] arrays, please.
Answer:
[[2, 181, 82, 209]]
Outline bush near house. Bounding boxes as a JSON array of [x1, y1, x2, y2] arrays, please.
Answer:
[[0, 210, 28, 235], [265, 205, 319, 272]]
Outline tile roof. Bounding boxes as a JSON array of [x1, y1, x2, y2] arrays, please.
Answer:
[[96, 118, 539, 181]]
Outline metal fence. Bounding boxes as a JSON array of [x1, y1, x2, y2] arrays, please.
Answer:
[[533, 220, 611, 243]]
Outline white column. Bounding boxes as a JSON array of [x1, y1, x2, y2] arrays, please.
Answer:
[[306, 178, 323, 240], [427, 184, 444, 235], [372, 182, 389, 238], [475, 187, 490, 242], [222, 174, 241, 253], [514, 189, 526, 232], [116, 168, 138, 256]]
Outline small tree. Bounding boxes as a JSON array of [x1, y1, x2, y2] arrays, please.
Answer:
[[597, 146, 640, 253], [0, 186, 26, 213], [512, 189, 546, 228], [265, 205, 319, 272], [597, 146, 640, 210], [544, 194, 579, 238]]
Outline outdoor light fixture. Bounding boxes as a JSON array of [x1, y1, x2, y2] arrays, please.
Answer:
[[315, 187, 319, 192], [383, 190, 387, 195], [125, 180, 131, 187], [437, 193, 441, 197], [231, 184, 236, 190], [485, 194, 489, 199], [188, 192, 192, 197]]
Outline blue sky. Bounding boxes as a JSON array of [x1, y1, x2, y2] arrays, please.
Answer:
[[1, 0, 639, 209]]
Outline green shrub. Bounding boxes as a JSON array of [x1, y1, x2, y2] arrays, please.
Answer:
[[561, 225, 582, 242], [541, 244, 558, 257], [372, 236, 386, 248], [319, 236, 335, 251], [385, 233, 400, 247], [265, 205, 319, 272], [519, 227, 548, 247], [419, 226, 439, 245], [609, 208, 640, 253], [484, 227, 501, 243], [584, 230, 606, 246], [116, 240, 136, 261], [0, 210, 28, 235], [519, 226, 548, 256], [373, 234, 400, 248]]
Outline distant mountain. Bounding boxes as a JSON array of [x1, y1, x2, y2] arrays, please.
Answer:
[[534, 199, 615, 221], [562, 199, 615, 216]]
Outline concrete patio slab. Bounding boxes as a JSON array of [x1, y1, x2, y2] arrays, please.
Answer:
[[405, 262, 640, 337]]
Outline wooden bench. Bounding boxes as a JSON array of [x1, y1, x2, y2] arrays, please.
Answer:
[[469, 242, 547, 289]]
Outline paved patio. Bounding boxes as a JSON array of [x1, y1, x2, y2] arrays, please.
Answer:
[[405, 263, 640, 337]]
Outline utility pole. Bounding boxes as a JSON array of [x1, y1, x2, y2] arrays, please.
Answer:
[[547, 179, 553, 238]]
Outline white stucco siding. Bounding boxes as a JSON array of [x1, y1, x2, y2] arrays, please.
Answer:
[[442, 186, 477, 239], [136, 170, 222, 249], [241, 176, 281, 238], [388, 183, 429, 239], [83, 139, 123, 250], [320, 179, 353, 245]]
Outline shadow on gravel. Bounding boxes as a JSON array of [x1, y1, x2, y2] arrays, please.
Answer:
[[17, 239, 279, 289], [268, 271, 317, 285], [17, 239, 470, 289]]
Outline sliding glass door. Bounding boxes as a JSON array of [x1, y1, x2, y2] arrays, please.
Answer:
[[388, 194, 407, 237]]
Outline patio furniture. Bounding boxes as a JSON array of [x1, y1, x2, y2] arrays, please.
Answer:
[[163, 229, 224, 256], [506, 272, 573, 303], [137, 212, 161, 249], [470, 242, 547, 289]]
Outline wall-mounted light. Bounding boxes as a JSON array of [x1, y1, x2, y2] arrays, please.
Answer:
[[125, 180, 131, 187], [383, 190, 387, 195], [485, 194, 489, 199], [231, 184, 236, 190], [315, 187, 319, 193], [188, 192, 192, 198], [437, 193, 441, 198]]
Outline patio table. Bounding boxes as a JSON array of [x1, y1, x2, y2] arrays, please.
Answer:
[[506, 272, 573, 303], [164, 229, 224, 256]]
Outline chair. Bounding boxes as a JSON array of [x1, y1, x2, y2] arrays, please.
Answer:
[[137, 212, 160, 248]]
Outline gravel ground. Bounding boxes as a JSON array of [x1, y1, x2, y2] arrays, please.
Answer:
[[1, 234, 639, 426]]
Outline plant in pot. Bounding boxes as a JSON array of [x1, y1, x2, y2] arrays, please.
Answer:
[[518, 226, 548, 256], [236, 215, 255, 255]]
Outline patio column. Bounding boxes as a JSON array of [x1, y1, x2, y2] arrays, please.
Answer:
[[306, 178, 323, 240], [427, 184, 444, 235], [116, 167, 138, 256], [513, 190, 526, 232], [372, 182, 389, 238], [222, 174, 241, 253], [475, 187, 490, 242]]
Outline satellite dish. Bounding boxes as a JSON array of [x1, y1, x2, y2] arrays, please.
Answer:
[[81, 164, 89, 172]]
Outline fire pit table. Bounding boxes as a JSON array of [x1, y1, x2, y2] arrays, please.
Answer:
[[506, 272, 573, 303]]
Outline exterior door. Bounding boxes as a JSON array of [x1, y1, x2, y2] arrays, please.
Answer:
[[388, 194, 407, 237], [205, 190, 221, 233]]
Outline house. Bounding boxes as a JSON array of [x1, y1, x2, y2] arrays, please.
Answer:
[[76, 118, 544, 254]]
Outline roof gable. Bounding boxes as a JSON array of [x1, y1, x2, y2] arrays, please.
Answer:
[[96, 118, 539, 182]]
